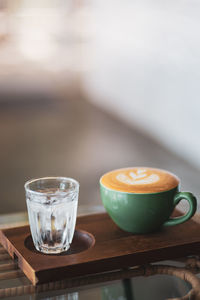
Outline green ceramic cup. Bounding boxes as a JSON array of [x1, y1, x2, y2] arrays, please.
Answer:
[[100, 169, 197, 234]]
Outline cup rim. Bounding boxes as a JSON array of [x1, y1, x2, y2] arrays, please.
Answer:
[[99, 167, 180, 195], [24, 176, 79, 196], [99, 181, 179, 195]]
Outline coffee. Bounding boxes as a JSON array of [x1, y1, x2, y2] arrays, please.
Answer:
[[100, 167, 179, 194], [100, 167, 197, 233]]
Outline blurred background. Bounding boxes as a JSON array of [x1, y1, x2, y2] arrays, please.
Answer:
[[0, 0, 200, 214]]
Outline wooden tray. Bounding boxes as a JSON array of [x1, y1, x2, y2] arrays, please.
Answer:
[[1, 212, 200, 285]]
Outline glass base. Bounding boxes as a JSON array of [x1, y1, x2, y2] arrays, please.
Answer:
[[35, 244, 70, 254]]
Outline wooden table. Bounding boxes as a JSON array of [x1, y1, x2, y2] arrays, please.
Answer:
[[0, 205, 199, 300]]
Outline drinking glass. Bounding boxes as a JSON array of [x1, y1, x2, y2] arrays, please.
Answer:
[[25, 177, 79, 254]]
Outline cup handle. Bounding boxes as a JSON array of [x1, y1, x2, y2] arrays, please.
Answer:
[[164, 192, 197, 227]]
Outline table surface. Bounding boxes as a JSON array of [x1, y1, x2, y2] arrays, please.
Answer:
[[0, 205, 199, 300]]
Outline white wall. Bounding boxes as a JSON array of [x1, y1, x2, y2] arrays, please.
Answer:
[[83, 0, 200, 167]]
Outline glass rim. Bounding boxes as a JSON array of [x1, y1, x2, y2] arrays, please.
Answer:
[[24, 176, 79, 196]]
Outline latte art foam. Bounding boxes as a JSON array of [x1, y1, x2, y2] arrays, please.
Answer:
[[100, 167, 179, 193], [116, 169, 160, 185]]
